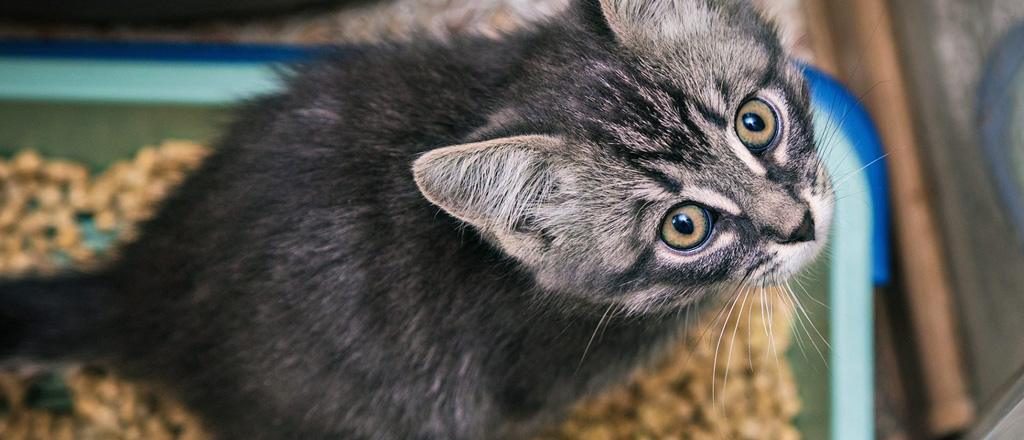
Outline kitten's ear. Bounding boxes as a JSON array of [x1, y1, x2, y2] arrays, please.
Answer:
[[596, 0, 731, 44], [413, 135, 560, 233]]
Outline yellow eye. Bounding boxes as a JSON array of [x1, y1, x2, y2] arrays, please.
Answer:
[[735, 98, 778, 152], [660, 204, 713, 251]]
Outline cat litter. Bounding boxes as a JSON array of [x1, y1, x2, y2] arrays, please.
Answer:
[[0, 144, 802, 439]]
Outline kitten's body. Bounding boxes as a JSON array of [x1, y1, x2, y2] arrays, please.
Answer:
[[107, 27, 695, 439], [1, 1, 833, 439]]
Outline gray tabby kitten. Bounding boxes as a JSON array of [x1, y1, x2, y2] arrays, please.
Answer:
[[0, 0, 833, 438]]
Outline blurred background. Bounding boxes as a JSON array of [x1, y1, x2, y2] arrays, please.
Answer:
[[0, 0, 1023, 439]]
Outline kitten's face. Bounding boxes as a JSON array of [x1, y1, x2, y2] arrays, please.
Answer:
[[414, 0, 834, 314]]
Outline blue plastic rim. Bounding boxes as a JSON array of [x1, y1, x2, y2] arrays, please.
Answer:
[[802, 64, 891, 287]]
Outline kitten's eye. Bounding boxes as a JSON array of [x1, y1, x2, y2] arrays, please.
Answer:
[[660, 204, 713, 251], [735, 98, 778, 153]]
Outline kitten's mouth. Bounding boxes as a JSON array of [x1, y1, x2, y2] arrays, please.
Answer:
[[757, 230, 827, 285], [757, 190, 832, 284], [746, 218, 829, 287]]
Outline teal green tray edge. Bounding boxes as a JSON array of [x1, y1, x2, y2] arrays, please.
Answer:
[[0, 58, 283, 104], [813, 104, 875, 440]]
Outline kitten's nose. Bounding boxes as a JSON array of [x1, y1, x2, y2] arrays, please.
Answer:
[[782, 211, 815, 244]]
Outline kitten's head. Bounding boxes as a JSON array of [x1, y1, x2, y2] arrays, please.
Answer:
[[414, 0, 834, 314]]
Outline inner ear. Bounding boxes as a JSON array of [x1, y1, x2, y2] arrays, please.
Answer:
[[412, 135, 563, 233]]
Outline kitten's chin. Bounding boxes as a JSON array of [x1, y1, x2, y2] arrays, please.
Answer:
[[766, 240, 826, 282]]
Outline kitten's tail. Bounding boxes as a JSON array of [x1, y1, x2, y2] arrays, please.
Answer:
[[0, 275, 113, 364]]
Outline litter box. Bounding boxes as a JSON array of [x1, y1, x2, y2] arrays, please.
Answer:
[[0, 39, 889, 440]]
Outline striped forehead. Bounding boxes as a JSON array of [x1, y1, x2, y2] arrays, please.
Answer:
[[597, 89, 762, 181], [597, 0, 788, 116], [588, 65, 809, 186], [625, 145, 758, 196], [661, 48, 779, 115]]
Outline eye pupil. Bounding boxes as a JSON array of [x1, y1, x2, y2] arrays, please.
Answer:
[[735, 98, 779, 153], [742, 113, 766, 132], [671, 213, 696, 235], [660, 204, 713, 251]]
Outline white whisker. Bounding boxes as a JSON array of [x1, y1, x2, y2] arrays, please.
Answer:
[[712, 283, 746, 417], [575, 302, 616, 375], [721, 287, 753, 412]]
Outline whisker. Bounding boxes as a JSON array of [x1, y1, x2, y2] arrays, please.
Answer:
[[780, 282, 830, 365], [721, 286, 754, 412], [782, 283, 823, 372], [792, 275, 827, 309], [818, 79, 891, 165], [766, 284, 783, 373], [747, 286, 757, 371], [759, 284, 772, 360], [712, 283, 747, 417], [575, 302, 616, 375], [678, 282, 748, 380], [833, 188, 873, 204], [831, 153, 890, 190], [789, 283, 831, 353]]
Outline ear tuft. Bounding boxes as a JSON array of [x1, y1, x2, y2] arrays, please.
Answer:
[[597, 0, 757, 46], [413, 135, 562, 232], [599, 0, 705, 42]]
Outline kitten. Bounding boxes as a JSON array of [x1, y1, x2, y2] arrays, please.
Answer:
[[0, 0, 834, 438]]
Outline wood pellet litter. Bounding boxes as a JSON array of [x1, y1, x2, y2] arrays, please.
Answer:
[[0, 143, 209, 277], [0, 144, 802, 439]]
